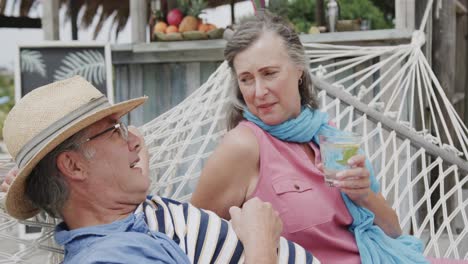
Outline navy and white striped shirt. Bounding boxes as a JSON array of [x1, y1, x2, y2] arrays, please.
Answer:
[[137, 196, 319, 264], [55, 196, 320, 264]]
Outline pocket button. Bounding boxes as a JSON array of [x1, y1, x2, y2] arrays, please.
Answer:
[[294, 184, 300, 190]]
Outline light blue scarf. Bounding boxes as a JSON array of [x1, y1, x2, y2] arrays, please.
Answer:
[[243, 106, 428, 264]]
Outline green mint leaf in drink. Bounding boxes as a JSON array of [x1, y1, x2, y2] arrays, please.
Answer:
[[336, 144, 359, 165]]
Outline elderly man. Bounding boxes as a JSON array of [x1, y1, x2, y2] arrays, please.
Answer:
[[2, 76, 318, 264]]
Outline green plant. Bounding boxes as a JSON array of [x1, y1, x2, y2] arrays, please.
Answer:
[[0, 74, 14, 140], [177, 0, 207, 16], [287, 0, 316, 33], [333, 0, 393, 29], [268, 0, 392, 33]]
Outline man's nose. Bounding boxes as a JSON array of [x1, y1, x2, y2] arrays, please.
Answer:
[[127, 130, 142, 152]]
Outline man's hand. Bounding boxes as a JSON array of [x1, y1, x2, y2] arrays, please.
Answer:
[[229, 197, 282, 264], [1, 167, 18, 193]]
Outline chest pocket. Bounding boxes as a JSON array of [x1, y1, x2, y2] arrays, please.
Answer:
[[272, 178, 335, 233]]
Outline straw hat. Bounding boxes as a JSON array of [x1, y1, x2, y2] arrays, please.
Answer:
[[3, 76, 147, 220]]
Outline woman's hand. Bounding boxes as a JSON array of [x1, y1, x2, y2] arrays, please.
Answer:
[[319, 154, 372, 205], [1, 167, 18, 193], [320, 155, 403, 237]]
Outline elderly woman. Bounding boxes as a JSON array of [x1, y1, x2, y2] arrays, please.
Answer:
[[191, 10, 427, 264]]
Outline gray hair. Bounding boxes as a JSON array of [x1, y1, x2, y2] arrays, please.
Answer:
[[224, 9, 318, 130], [24, 130, 94, 218]]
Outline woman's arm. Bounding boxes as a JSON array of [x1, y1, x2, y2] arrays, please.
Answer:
[[322, 155, 402, 238], [191, 126, 259, 220], [358, 192, 402, 238]]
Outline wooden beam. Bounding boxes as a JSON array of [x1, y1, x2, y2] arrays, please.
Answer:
[[69, 0, 79, 40], [230, 0, 235, 24], [456, 0, 467, 14], [433, 0, 456, 97], [0, 15, 41, 28], [42, 0, 59, 40], [131, 0, 147, 43], [299, 29, 412, 45], [466, 0, 468, 127], [431, 0, 457, 226], [395, 0, 415, 30], [315, 0, 325, 27]]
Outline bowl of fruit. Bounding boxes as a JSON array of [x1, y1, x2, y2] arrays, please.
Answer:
[[151, 0, 224, 42]]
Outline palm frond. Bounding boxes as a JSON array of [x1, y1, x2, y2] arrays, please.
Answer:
[[91, 2, 117, 39], [19, 0, 33, 16], [80, 0, 100, 28], [0, 0, 7, 14], [9, 0, 17, 14], [112, 4, 129, 40], [53, 50, 106, 85], [3, 0, 129, 40], [92, 11, 107, 39], [20, 49, 46, 77]]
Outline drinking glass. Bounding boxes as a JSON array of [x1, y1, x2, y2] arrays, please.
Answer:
[[319, 133, 361, 187]]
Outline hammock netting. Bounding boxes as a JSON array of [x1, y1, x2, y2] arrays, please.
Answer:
[[0, 2, 467, 262]]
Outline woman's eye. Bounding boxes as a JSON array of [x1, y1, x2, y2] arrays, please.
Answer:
[[265, 71, 277, 76], [239, 76, 253, 84]]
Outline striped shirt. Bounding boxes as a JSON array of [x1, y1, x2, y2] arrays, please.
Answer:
[[136, 196, 320, 264]]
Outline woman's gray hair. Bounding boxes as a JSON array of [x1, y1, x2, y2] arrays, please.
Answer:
[[224, 9, 318, 130], [24, 130, 93, 218]]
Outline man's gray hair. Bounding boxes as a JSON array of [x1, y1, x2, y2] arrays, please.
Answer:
[[24, 130, 93, 218], [224, 9, 318, 129]]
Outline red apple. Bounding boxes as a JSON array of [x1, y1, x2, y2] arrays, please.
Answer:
[[167, 8, 183, 26]]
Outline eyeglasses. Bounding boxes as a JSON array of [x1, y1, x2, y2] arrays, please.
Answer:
[[77, 121, 128, 146]]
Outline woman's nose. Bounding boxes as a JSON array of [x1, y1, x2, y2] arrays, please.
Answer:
[[254, 78, 268, 98]]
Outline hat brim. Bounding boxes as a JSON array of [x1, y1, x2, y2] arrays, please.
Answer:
[[6, 96, 147, 220]]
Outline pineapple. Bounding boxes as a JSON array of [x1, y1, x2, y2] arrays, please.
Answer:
[[179, 0, 206, 32]]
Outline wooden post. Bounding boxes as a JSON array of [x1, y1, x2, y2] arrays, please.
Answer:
[[455, 0, 467, 121], [231, 0, 235, 24], [42, 0, 59, 40], [131, 0, 148, 43], [395, 0, 415, 30], [433, 1, 456, 101], [461, 0, 468, 127], [315, 0, 325, 27], [432, 0, 457, 228], [414, 0, 432, 229], [69, 0, 79, 40]]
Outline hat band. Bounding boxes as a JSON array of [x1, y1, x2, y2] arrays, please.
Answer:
[[16, 96, 110, 169]]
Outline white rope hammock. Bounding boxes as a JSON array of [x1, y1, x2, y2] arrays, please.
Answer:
[[0, 0, 467, 262]]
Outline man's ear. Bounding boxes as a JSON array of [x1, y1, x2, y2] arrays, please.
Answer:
[[56, 151, 87, 181]]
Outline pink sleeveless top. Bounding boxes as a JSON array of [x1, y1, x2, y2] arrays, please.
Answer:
[[240, 121, 361, 263]]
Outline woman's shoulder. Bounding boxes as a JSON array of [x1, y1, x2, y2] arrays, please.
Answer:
[[223, 122, 259, 150]]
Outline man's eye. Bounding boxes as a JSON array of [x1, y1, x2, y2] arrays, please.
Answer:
[[110, 128, 119, 136], [265, 71, 277, 76]]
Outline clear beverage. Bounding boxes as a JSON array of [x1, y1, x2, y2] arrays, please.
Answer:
[[319, 135, 361, 187]]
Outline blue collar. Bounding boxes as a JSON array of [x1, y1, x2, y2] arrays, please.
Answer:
[[55, 212, 144, 246]]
